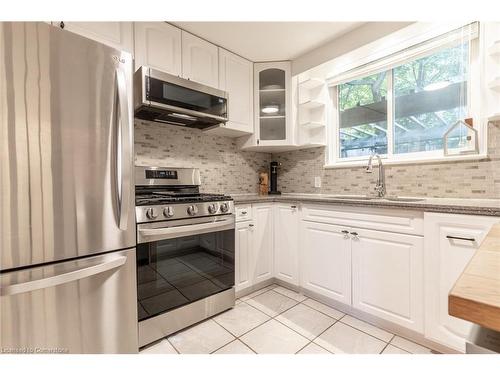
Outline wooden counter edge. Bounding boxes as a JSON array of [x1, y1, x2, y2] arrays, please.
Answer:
[[448, 223, 500, 332]]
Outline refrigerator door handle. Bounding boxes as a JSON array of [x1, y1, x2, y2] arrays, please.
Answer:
[[115, 67, 131, 231], [0, 256, 127, 297]]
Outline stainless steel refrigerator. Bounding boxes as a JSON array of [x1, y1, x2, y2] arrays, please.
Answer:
[[0, 22, 137, 353]]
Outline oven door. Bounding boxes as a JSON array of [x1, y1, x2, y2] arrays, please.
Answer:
[[136, 215, 235, 322]]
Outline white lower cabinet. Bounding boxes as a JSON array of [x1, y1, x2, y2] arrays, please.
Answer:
[[273, 203, 299, 285], [300, 221, 351, 305], [234, 202, 499, 352], [235, 221, 253, 291], [234, 204, 274, 292], [424, 212, 499, 352], [351, 228, 424, 332], [252, 204, 274, 284]]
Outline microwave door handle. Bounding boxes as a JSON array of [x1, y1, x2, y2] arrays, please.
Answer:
[[115, 68, 132, 231], [0, 256, 127, 297], [139, 218, 234, 238]]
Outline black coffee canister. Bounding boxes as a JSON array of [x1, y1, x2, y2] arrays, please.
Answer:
[[269, 161, 281, 195]]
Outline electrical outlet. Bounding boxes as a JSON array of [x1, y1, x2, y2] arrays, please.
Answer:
[[314, 176, 321, 188]]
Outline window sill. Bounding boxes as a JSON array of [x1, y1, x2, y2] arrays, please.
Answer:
[[324, 153, 490, 169]]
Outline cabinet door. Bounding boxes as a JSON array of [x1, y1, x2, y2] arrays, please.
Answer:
[[351, 228, 424, 333], [57, 22, 134, 53], [274, 204, 299, 285], [235, 221, 253, 292], [424, 213, 499, 352], [300, 221, 351, 304], [254, 61, 292, 146], [252, 204, 274, 284], [218, 49, 253, 135], [181, 31, 218, 88], [134, 22, 182, 75]]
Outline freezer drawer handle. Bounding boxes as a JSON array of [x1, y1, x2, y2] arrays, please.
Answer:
[[0, 256, 127, 297]]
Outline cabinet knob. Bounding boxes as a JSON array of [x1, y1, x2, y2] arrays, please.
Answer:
[[291, 205, 297, 209], [350, 231, 359, 239], [249, 224, 254, 227]]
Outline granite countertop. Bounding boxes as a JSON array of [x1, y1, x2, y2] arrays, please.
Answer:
[[231, 193, 500, 216]]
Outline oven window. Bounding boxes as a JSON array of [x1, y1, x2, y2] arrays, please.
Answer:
[[136, 229, 235, 321], [147, 77, 227, 117]]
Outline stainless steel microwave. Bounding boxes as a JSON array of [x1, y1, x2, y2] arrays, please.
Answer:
[[134, 66, 228, 129]]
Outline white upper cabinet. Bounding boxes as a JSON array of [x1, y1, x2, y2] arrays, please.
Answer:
[[424, 213, 499, 352], [212, 48, 253, 136], [181, 31, 218, 88], [134, 22, 182, 75], [56, 22, 134, 54], [273, 204, 299, 285], [351, 228, 424, 333], [238, 61, 295, 152]]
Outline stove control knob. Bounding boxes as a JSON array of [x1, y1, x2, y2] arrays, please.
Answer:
[[163, 206, 174, 218], [220, 202, 229, 213], [208, 203, 218, 214], [146, 207, 159, 220], [187, 205, 198, 216]]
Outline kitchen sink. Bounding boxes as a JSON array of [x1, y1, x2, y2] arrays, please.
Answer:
[[329, 195, 376, 200], [383, 197, 425, 202]]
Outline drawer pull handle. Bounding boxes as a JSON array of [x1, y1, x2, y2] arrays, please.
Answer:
[[341, 230, 349, 234], [241, 211, 248, 215], [446, 235, 476, 242], [350, 232, 358, 236], [249, 224, 254, 227], [291, 205, 297, 209]]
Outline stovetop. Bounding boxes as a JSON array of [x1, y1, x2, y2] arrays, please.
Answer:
[[135, 192, 232, 206]]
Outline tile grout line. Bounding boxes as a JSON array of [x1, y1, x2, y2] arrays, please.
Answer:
[[388, 335, 427, 354], [310, 320, 340, 354], [298, 319, 339, 354], [209, 318, 240, 354]]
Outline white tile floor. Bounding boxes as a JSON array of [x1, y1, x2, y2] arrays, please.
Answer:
[[140, 284, 436, 354]]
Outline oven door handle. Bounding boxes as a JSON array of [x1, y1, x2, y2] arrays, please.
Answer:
[[138, 218, 235, 241]]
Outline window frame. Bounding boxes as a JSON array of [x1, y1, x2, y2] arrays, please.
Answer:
[[326, 37, 484, 168]]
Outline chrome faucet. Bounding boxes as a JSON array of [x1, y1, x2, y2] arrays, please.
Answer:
[[366, 154, 386, 198]]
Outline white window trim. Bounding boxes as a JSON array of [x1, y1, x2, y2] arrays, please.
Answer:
[[325, 23, 486, 168]]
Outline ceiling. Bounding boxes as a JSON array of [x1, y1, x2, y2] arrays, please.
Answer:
[[172, 22, 364, 62]]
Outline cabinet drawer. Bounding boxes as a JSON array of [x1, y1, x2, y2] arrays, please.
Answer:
[[301, 204, 424, 236], [236, 205, 252, 222]]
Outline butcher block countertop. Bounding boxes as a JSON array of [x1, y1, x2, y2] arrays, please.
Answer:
[[449, 224, 500, 332]]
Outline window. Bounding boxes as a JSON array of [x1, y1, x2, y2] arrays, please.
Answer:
[[330, 38, 479, 165], [338, 72, 388, 158]]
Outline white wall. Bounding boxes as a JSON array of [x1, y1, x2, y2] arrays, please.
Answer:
[[291, 22, 414, 75]]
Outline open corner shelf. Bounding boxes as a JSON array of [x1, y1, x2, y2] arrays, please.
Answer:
[[299, 78, 324, 90], [299, 100, 325, 110], [300, 121, 326, 129]]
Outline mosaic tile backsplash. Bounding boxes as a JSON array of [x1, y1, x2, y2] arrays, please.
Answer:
[[273, 122, 500, 199], [135, 120, 499, 198], [134, 120, 271, 194]]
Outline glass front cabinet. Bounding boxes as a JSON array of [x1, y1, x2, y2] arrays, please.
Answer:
[[238, 61, 296, 151]]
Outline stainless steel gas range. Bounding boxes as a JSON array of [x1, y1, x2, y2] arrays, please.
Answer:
[[134, 166, 235, 347]]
